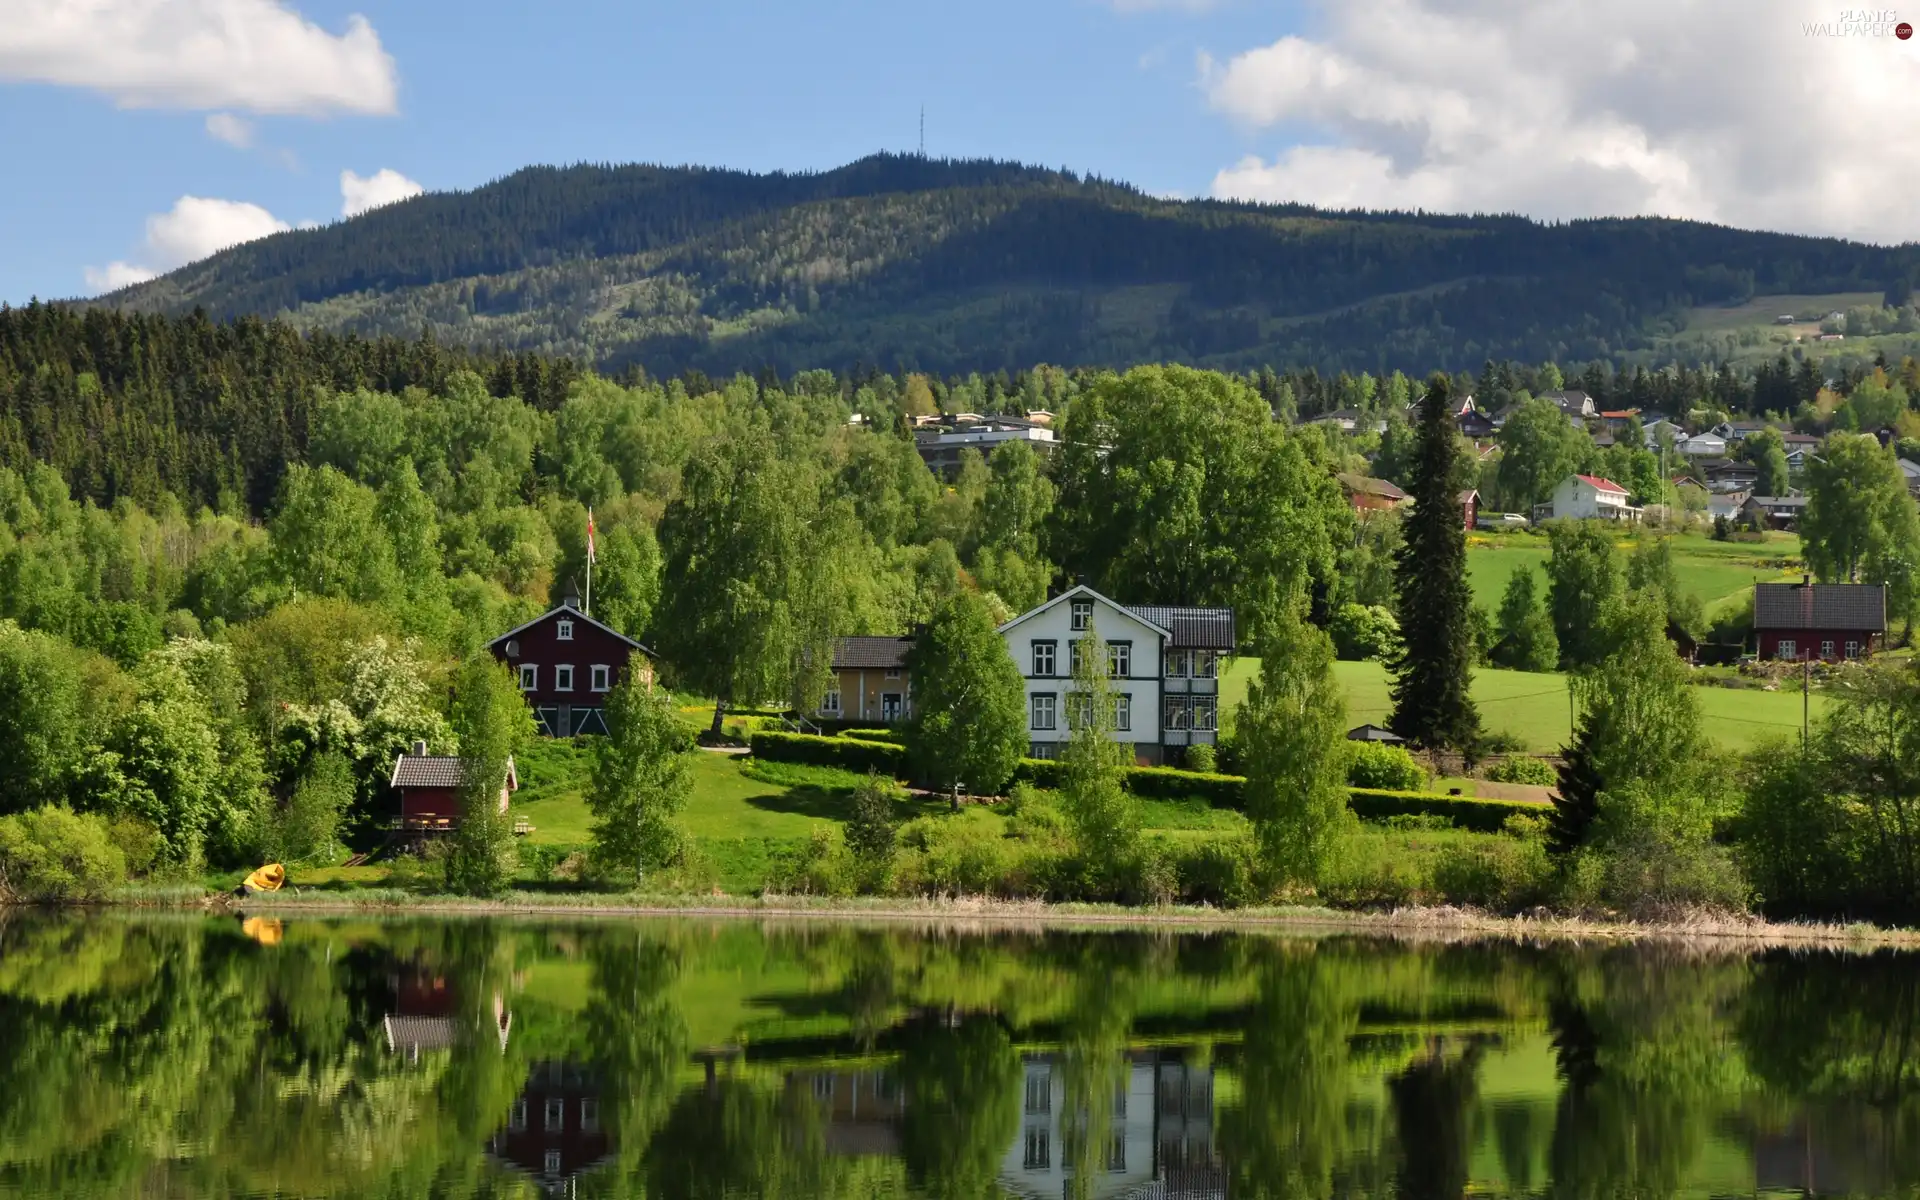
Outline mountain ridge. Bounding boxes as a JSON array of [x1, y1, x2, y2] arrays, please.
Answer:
[[96, 152, 1920, 376]]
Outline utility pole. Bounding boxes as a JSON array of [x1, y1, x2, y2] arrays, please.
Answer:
[[919, 105, 925, 157], [1802, 650, 1811, 750]]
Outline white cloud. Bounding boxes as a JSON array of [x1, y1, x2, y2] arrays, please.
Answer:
[[83, 195, 289, 294], [1202, 0, 1920, 243], [340, 167, 424, 217], [204, 112, 254, 148], [0, 0, 398, 116]]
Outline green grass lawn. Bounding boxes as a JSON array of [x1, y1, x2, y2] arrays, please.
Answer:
[[1464, 530, 1803, 614], [1221, 658, 1825, 752]]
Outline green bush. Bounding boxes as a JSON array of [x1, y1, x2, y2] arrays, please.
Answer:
[[1346, 742, 1428, 791], [1429, 834, 1553, 911], [767, 828, 853, 896], [750, 731, 907, 775], [1010, 757, 1065, 789], [840, 727, 906, 745], [1348, 789, 1548, 833], [1484, 755, 1557, 786], [0, 806, 129, 902], [1329, 603, 1401, 661], [1125, 765, 1246, 807], [845, 774, 903, 868], [894, 814, 1024, 897], [1170, 834, 1261, 907], [1183, 743, 1217, 773]]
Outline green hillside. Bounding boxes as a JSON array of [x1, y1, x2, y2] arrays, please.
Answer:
[[1465, 531, 1804, 616], [92, 152, 1920, 377]]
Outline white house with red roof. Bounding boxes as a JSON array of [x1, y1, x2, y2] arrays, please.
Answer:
[[1538, 473, 1641, 523]]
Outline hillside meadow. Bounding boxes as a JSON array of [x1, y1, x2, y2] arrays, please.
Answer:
[[1464, 529, 1804, 616]]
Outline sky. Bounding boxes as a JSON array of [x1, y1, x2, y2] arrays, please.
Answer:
[[3, 0, 1919, 304]]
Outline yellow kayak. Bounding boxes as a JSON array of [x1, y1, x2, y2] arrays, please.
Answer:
[[242, 864, 286, 893], [241, 917, 284, 946]]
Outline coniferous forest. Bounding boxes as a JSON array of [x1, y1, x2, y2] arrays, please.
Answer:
[[86, 153, 1920, 377]]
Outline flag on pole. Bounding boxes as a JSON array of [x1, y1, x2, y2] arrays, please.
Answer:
[[586, 509, 596, 563]]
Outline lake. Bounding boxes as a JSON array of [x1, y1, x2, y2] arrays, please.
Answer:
[[0, 912, 1916, 1198]]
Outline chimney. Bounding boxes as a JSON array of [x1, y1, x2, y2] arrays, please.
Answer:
[[412, 740, 427, 756]]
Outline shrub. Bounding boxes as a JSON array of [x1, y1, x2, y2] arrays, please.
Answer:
[[1183, 743, 1217, 773], [1484, 755, 1557, 786], [750, 731, 907, 776], [1119, 842, 1180, 907], [1125, 766, 1246, 807], [1003, 785, 1073, 849], [894, 814, 1021, 897], [0, 806, 129, 902], [1346, 742, 1427, 791], [768, 828, 852, 896], [1010, 757, 1065, 789], [1348, 789, 1548, 833], [1171, 833, 1261, 907], [840, 727, 905, 744], [1429, 835, 1553, 911], [844, 773, 903, 867], [1329, 603, 1401, 661], [1476, 730, 1527, 755]]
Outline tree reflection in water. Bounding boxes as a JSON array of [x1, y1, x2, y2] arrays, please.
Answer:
[[2, 913, 1920, 1198]]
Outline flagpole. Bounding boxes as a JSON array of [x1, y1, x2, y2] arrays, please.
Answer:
[[585, 509, 594, 617]]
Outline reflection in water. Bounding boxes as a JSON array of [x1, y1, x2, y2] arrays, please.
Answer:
[[3, 913, 1920, 1198]]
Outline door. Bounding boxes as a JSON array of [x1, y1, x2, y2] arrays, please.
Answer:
[[881, 693, 903, 722]]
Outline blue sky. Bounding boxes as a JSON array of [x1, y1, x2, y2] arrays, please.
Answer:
[[3, 0, 1916, 304]]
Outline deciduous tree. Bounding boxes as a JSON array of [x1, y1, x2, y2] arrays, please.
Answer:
[[906, 590, 1028, 799], [1237, 612, 1351, 887], [587, 679, 694, 882], [444, 656, 530, 896]]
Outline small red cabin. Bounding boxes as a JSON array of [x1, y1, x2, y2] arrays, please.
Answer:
[[1753, 580, 1886, 662], [489, 597, 654, 737], [389, 742, 518, 831]]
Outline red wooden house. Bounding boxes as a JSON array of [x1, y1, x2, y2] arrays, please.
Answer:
[[1753, 580, 1886, 662], [389, 742, 518, 831], [488, 1061, 612, 1189], [488, 596, 654, 737]]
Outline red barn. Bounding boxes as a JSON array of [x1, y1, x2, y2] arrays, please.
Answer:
[[489, 597, 654, 737], [1753, 580, 1886, 662], [389, 743, 518, 831], [488, 1061, 611, 1190]]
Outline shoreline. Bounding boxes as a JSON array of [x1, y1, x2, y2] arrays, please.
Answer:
[[70, 887, 1920, 948]]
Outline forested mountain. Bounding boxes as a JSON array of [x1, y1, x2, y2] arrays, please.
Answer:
[[93, 153, 1920, 377]]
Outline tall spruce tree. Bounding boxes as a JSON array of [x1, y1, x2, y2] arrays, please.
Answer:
[[1388, 375, 1481, 751]]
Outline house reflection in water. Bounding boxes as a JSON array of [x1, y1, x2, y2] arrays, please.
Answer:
[[489, 1061, 612, 1198], [380, 964, 513, 1062], [1001, 1052, 1224, 1200], [785, 1069, 906, 1157]]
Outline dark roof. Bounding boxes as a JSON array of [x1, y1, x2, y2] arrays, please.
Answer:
[[488, 603, 652, 654], [1346, 723, 1406, 743], [831, 635, 913, 670], [1746, 495, 1808, 508], [1753, 583, 1886, 632], [1128, 605, 1236, 650], [1336, 472, 1407, 500], [390, 755, 518, 790]]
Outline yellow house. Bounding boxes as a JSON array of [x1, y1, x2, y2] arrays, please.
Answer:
[[820, 636, 914, 723]]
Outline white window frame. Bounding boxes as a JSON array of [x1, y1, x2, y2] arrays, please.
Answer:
[[555, 664, 575, 692], [509, 1099, 528, 1132], [1067, 692, 1095, 731], [518, 664, 538, 691], [1193, 696, 1218, 732], [820, 688, 842, 715], [1195, 650, 1217, 679], [1031, 640, 1056, 677], [1070, 599, 1093, 631], [1846, 639, 1862, 659], [544, 1098, 565, 1130], [580, 1099, 600, 1133], [1163, 695, 1192, 732], [1166, 649, 1190, 679], [556, 619, 574, 641], [1821, 639, 1835, 659], [884, 667, 901, 680], [544, 1150, 562, 1176], [1778, 638, 1797, 660], [1031, 693, 1056, 731], [1109, 641, 1131, 678], [590, 664, 611, 692], [1114, 693, 1131, 732]]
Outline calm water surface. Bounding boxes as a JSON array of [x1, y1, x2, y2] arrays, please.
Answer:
[[1, 912, 1916, 1198]]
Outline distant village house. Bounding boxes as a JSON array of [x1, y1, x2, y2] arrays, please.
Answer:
[[1753, 580, 1886, 662]]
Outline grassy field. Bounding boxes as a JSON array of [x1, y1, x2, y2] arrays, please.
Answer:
[[1221, 658, 1824, 752], [1465, 530, 1803, 616]]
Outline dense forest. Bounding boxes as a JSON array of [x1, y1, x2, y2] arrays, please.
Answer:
[[88, 153, 1920, 377]]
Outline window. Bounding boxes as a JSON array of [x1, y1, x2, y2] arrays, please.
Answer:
[[1028, 741, 1058, 760], [1023, 1128, 1051, 1170], [1071, 599, 1093, 630], [1108, 1132, 1128, 1172], [1109, 641, 1131, 678], [820, 688, 842, 715], [884, 667, 901, 680], [518, 664, 538, 691], [544, 1150, 562, 1176], [811, 1075, 835, 1100], [556, 619, 574, 641], [1025, 1072, 1052, 1114], [591, 664, 611, 692], [580, 1099, 600, 1133], [1193, 696, 1218, 732], [1777, 639, 1798, 660], [1031, 693, 1056, 731], [555, 664, 575, 692], [1847, 640, 1862, 659], [1163, 695, 1192, 731], [1070, 639, 1085, 676], [1195, 650, 1217, 679], [1821, 639, 1836, 659], [544, 1098, 566, 1131], [1166, 649, 1190, 679], [1114, 693, 1131, 732], [509, 1099, 528, 1132], [1031, 640, 1056, 677]]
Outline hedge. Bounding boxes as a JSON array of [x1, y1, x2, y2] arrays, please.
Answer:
[[839, 727, 906, 745], [749, 731, 907, 774], [1124, 765, 1247, 807], [1347, 789, 1549, 833]]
